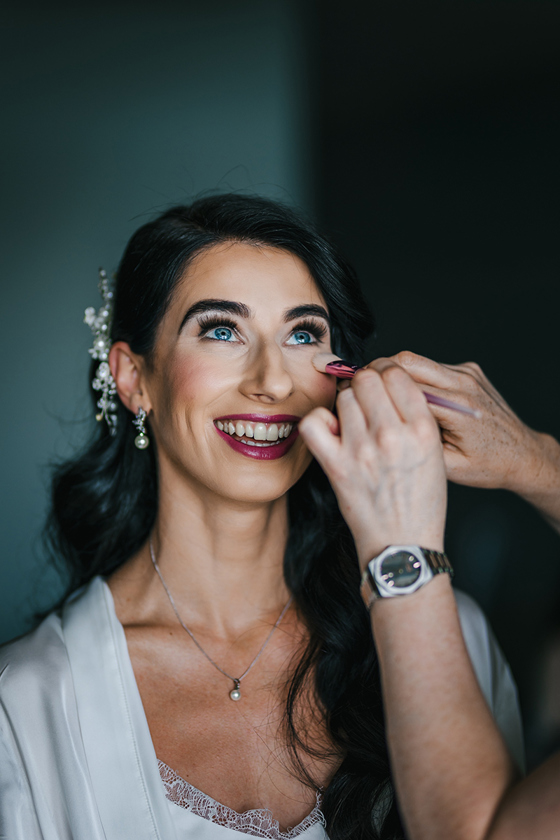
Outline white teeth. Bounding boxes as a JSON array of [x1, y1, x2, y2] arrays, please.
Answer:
[[266, 424, 279, 441], [216, 419, 294, 443], [254, 423, 267, 441]]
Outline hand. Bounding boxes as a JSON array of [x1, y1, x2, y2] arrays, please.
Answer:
[[384, 351, 553, 496], [299, 360, 447, 570]]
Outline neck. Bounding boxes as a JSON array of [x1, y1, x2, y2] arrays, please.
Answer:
[[113, 472, 292, 639]]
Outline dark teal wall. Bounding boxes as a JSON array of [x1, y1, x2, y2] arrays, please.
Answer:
[[0, 1, 311, 642]]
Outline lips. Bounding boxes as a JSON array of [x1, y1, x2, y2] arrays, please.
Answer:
[[214, 414, 301, 423], [213, 414, 301, 460]]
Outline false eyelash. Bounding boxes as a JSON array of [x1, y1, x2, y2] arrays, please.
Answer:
[[197, 315, 239, 336], [291, 319, 328, 341], [196, 314, 328, 341]]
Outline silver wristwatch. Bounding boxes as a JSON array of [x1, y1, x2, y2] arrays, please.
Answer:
[[360, 545, 453, 611]]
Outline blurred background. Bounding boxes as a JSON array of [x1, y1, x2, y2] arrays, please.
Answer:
[[1, 0, 559, 769]]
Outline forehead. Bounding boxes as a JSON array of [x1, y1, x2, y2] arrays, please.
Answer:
[[171, 241, 327, 318]]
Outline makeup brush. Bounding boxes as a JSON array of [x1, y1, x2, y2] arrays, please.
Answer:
[[313, 354, 481, 419]]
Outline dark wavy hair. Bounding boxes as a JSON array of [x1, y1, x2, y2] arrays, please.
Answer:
[[45, 194, 404, 839]]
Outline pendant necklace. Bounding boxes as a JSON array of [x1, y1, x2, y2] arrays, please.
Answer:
[[149, 540, 293, 701]]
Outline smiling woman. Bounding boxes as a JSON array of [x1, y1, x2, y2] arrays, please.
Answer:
[[0, 195, 523, 840]]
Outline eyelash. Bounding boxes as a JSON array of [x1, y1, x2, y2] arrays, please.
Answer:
[[197, 315, 238, 337], [196, 315, 328, 343]]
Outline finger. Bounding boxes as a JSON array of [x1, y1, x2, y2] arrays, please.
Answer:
[[392, 350, 461, 389], [335, 386, 370, 445], [362, 357, 404, 375], [298, 407, 342, 470], [359, 359, 434, 426], [375, 365, 436, 426], [350, 367, 405, 429], [364, 361, 480, 427]]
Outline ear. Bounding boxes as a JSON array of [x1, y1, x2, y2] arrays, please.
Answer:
[[109, 342, 153, 415]]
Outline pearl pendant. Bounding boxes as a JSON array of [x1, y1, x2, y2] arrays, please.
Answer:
[[134, 433, 149, 450], [229, 680, 241, 701]]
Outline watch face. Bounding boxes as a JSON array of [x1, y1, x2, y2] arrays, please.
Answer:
[[379, 551, 422, 589]]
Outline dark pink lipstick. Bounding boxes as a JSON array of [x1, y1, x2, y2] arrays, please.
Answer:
[[214, 413, 301, 460], [214, 413, 301, 423]]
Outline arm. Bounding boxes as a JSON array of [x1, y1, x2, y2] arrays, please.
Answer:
[[371, 572, 560, 840], [371, 576, 517, 840], [299, 360, 558, 840], [391, 352, 560, 534]]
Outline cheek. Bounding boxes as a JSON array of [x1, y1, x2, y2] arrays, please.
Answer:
[[154, 355, 231, 439], [165, 354, 228, 405], [294, 366, 337, 410]]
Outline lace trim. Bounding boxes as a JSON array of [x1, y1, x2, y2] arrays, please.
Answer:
[[158, 760, 325, 839]]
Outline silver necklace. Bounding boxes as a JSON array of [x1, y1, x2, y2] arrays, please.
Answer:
[[149, 540, 293, 701]]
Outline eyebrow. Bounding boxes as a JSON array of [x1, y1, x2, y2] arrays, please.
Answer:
[[178, 299, 330, 334]]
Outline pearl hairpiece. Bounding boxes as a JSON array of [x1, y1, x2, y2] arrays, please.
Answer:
[[84, 269, 118, 436]]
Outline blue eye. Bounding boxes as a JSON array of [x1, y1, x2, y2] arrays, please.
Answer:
[[209, 326, 234, 341], [288, 331, 313, 345]]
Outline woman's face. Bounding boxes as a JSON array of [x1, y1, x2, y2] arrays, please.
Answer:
[[142, 241, 337, 504]]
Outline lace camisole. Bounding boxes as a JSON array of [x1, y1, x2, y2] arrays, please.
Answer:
[[158, 760, 326, 839]]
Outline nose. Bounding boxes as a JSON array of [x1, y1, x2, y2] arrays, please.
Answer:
[[239, 342, 295, 404]]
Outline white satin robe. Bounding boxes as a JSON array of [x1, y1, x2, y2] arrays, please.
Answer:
[[0, 577, 524, 839]]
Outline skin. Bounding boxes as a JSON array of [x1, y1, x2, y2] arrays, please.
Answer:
[[390, 351, 560, 533], [336, 352, 560, 534], [302, 355, 560, 840], [106, 239, 559, 832], [108, 242, 340, 828]]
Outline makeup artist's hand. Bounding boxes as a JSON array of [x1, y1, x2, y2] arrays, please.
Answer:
[[299, 360, 447, 570], [386, 352, 560, 533]]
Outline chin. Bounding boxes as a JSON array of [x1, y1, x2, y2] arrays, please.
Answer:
[[210, 457, 312, 505]]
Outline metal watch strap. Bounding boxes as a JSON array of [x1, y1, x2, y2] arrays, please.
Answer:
[[421, 548, 453, 576], [360, 546, 453, 611]]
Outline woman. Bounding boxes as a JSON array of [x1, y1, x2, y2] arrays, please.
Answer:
[[0, 194, 522, 840]]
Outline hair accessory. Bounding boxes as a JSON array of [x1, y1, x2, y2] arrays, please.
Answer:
[[133, 407, 150, 450], [149, 540, 292, 701], [84, 269, 118, 435]]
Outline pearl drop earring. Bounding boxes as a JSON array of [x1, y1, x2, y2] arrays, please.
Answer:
[[133, 408, 150, 450]]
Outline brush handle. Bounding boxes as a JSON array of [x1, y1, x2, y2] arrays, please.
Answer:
[[423, 392, 481, 419], [324, 361, 480, 418]]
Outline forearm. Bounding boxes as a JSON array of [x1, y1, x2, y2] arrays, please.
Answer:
[[509, 431, 560, 535], [370, 575, 517, 840], [485, 751, 560, 840]]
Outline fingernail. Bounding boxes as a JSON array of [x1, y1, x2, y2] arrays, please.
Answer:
[[325, 360, 359, 379]]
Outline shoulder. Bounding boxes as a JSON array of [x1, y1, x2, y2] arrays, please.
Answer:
[[0, 611, 78, 805], [0, 610, 74, 718], [0, 584, 109, 840], [0, 580, 105, 771], [0, 577, 110, 701], [0, 577, 108, 709]]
